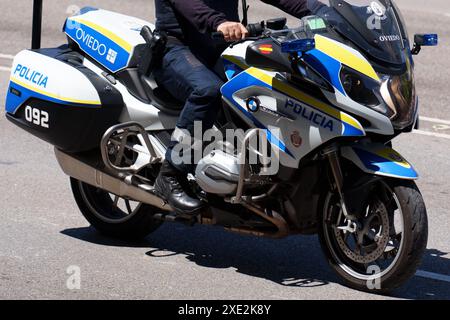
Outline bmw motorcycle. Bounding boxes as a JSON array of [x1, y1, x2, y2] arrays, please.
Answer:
[[5, 0, 438, 292]]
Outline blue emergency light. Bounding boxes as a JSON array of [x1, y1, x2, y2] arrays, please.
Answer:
[[281, 38, 316, 54], [415, 34, 438, 46]]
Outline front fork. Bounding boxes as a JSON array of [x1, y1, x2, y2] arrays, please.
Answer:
[[322, 144, 358, 233]]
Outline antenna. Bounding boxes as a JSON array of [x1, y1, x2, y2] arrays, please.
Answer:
[[242, 0, 249, 26], [32, 0, 43, 49]]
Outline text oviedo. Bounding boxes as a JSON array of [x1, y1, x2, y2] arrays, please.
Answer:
[[76, 27, 107, 56]]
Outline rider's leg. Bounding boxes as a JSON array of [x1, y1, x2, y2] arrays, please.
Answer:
[[153, 43, 224, 215]]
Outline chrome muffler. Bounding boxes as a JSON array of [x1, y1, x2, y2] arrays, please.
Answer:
[[54, 148, 172, 212]]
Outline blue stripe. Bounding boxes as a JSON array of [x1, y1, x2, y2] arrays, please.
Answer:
[[223, 70, 364, 140], [5, 82, 100, 115], [353, 148, 418, 179], [221, 72, 294, 158], [342, 122, 365, 137], [223, 60, 244, 80], [64, 22, 130, 73], [305, 49, 345, 95]]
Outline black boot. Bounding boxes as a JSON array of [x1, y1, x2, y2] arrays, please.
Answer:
[[154, 160, 204, 215]]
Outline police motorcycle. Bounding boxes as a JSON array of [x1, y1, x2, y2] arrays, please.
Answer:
[[5, 0, 438, 292]]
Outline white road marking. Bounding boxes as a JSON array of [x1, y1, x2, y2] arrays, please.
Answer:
[[0, 66, 11, 72], [416, 270, 450, 283], [421, 116, 450, 126], [0, 53, 14, 60], [270, 295, 290, 300], [433, 124, 450, 131], [413, 130, 450, 140]]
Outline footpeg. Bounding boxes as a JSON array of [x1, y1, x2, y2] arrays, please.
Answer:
[[153, 213, 197, 226]]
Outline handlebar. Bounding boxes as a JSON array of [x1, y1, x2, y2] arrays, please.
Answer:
[[211, 21, 266, 41], [211, 32, 226, 41], [247, 22, 265, 37]]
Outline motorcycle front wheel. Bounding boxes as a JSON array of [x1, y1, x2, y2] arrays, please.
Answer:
[[70, 178, 163, 240], [318, 178, 428, 293]]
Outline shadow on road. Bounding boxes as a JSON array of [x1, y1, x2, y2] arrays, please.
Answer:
[[62, 226, 152, 248], [61, 224, 450, 299], [62, 224, 333, 290], [391, 249, 450, 300]]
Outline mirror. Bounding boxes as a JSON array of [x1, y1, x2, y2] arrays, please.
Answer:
[[412, 34, 438, 55], [414, 34, 438, 46]]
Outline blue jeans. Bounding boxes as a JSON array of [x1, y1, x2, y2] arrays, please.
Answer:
[[153, 43, 224, 173]]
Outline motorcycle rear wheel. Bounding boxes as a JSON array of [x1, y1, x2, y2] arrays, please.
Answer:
[[318, 178, 428, 293], [70, 177, 163, 240]]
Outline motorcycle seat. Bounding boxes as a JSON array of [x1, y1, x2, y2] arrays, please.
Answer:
[[142, 74, 184, 115]]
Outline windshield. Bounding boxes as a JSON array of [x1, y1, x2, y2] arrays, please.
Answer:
[[309, 0, 407, 65]]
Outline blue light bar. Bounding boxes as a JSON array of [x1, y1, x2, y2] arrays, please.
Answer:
[[415, 34, 438, 46], [281, 38, 316, 53], [422, 34, 438, 46]]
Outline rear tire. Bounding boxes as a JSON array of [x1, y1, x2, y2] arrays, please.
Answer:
[[70, 178, 163, 240], [318, 179, 428, 293]]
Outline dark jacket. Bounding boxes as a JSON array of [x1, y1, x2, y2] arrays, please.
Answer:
[[155, 0, 310, 66]]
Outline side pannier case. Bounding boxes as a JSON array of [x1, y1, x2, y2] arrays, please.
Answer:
[[5, 47, 123, 152]]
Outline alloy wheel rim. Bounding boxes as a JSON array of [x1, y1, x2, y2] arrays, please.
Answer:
[[78, 181, 142, 224], [323, 181, 405, 281]]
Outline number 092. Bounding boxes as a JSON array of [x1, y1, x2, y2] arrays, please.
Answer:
[[25, 106, 49, 129]]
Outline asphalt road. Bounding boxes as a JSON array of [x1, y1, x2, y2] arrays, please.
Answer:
[[0, 0, 449, 300]]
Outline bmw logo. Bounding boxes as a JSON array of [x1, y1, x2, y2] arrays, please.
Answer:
[[246, 97, 261, 112]]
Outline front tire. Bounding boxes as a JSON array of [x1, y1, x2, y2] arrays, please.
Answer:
[[318, 179, 428, 293], [70, 178, 163, 240]]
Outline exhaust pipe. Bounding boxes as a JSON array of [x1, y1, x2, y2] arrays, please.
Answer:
[[54, 148, 172, 212]]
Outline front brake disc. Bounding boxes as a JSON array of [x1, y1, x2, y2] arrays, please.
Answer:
[[334, 200, 390, 264]]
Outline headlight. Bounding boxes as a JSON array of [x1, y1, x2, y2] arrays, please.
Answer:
[[385, 58, 417, 129], [339, 66, 396, 118]]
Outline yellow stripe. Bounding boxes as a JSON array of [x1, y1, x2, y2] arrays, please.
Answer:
[[70, 17, 133, 53], [374, 148, 411, 169], [222, 55, 249, 71], [246, 68, 364, 131], [315, 34, 380, 81], [11, 77, 101, 106]]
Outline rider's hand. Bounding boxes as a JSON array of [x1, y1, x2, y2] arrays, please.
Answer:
[[217, 21, 249, 42]]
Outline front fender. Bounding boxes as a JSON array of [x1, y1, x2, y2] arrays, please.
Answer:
[[341, 143, 418, 180]]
